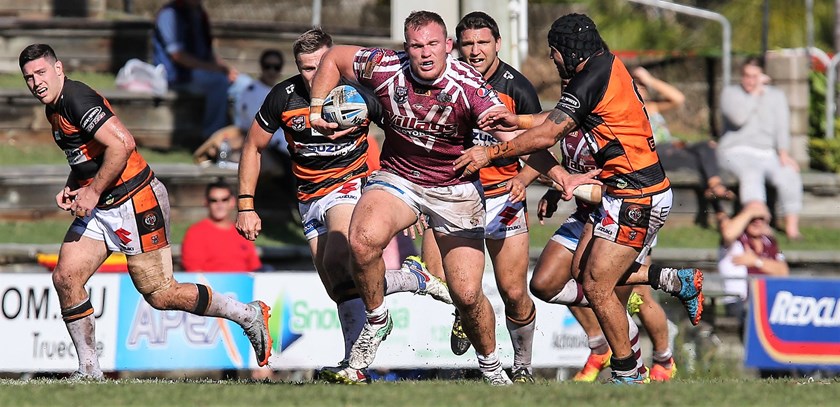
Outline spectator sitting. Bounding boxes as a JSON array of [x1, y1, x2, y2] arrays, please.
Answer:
[[193, 49, 292, 181], [716, 201, 789, 337], [182, 180, 263, 273], [631, 66, 735, 216], [718, 57, 803, 240], [182, 180, 271, 380], [153, 0, 237, 140]]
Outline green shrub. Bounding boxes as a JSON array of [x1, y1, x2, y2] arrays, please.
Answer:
[[809, 137, 840, 173]]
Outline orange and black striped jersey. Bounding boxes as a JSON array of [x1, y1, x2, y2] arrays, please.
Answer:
[[46, 78, 153, 209], [556, 51, 670, 198], [468, 60, 541, 197], [255, 75, 372, 203]]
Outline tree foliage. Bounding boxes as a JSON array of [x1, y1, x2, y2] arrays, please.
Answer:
[[532, 0, 835, 55]]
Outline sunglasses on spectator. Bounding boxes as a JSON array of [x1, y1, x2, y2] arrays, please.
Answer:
[[262, 64, 282, 71], [208, 196, 232, 203]]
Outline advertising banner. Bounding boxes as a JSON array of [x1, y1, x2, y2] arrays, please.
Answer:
[[746, 276, 840, 371], [255, 273, 589, 370], [1, 271, 590, 372], [0, 273, 120, 372], [115, 273, 256, 370]]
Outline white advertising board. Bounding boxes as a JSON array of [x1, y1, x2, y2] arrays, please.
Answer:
[[0, 273, 120, 372]]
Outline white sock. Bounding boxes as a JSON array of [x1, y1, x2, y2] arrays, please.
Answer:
[[65, 313, 102, 375], [384, 267, 421, 295], [548, 280, 589, 306], [204, 290, 254, 328], [337, 298, 366, 361], [588, 334, 610, 354], [659, 268, 681, 294], [627, 312, 643, 372], [653, 349, 673, 365], [477, 351, 502, 374], [366, 303, 388, 325], [506, 314, 535, 371]]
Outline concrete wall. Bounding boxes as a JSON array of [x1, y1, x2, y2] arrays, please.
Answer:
[[765, 49, 811, 168]]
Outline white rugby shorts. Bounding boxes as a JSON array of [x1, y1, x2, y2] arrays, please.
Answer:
[[299, 178, 364, 240], [69, 177, 170, 255], [364, 171, 485, 239]]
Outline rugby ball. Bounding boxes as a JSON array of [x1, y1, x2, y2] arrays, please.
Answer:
[[322, 85, 368, 129]]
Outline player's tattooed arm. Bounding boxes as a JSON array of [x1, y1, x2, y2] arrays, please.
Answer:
[[546, 108, 578, 143]]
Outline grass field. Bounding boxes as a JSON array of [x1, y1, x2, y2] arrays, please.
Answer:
[[1, 377, 839, 406], [0, 218, 837, 251]]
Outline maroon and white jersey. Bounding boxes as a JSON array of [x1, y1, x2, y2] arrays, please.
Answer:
[[352, 48, 504, 187], [561, 129, 598, 211]]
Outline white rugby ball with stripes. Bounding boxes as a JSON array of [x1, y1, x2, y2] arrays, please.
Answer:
[[321, 84, 368, 129]]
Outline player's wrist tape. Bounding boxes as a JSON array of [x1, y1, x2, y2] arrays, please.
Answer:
[[519, 114, 534, 129], [310, 97, 325, 107], [754, 259, 764, 269], [486, 142, 515, 160]]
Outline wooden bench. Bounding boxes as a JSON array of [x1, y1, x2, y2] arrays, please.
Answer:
[[666, 169, 840, 227], [0, 88, 205, 150], [0, 163, 237, 222]]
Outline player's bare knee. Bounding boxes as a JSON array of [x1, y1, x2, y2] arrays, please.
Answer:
[[452, 287, 482, 309], [529, 278, 552, 302], [348, 231, 382, 266], [126, 247, 175, 309], [581, 278, 609, 303]]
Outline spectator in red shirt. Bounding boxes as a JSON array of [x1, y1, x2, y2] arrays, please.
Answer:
[[182, 180, 262, 272]]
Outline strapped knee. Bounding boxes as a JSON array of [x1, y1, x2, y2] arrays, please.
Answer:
[[127, 247, 174, 298]]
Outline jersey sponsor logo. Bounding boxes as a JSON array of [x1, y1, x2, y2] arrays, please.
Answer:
[[559, 94, 581, 110], [393, 86, 408, 104], [476, 83, 495, 98], [63, 147, 88, 165], [647, 136, 656, 151], [302, 219, 321, 235], [389, 113, 457, 152], [361, 49, 383, 79], [53, 130, 61, 141], [615, 177, 629, 189], [497, 205, 520, 226], [472, 129, 500, 146], [142, 212, 158, 231], [337, 182, 358, 194], [80, 106, 107, 133], [628, 230, 638, 241], [294, 140, 356, 157], [503, 70, 514, 80], [291, 115, 307, 132], [286, 84, 295, 94], [436, 92, 452, 103], [625, 204, 644, 225], [115, 228, 132, 245]]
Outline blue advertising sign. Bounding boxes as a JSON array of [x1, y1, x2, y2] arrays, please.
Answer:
[[115, 273, 255, 370], [746, 276, 840, 371]]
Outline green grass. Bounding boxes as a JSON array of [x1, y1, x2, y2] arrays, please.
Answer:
[[4, 219, 834, 251], [0, 219, 300, 247], [0, 145, 194, 166], [528, 222, 840, 251], [1, 377, 839, 406]]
